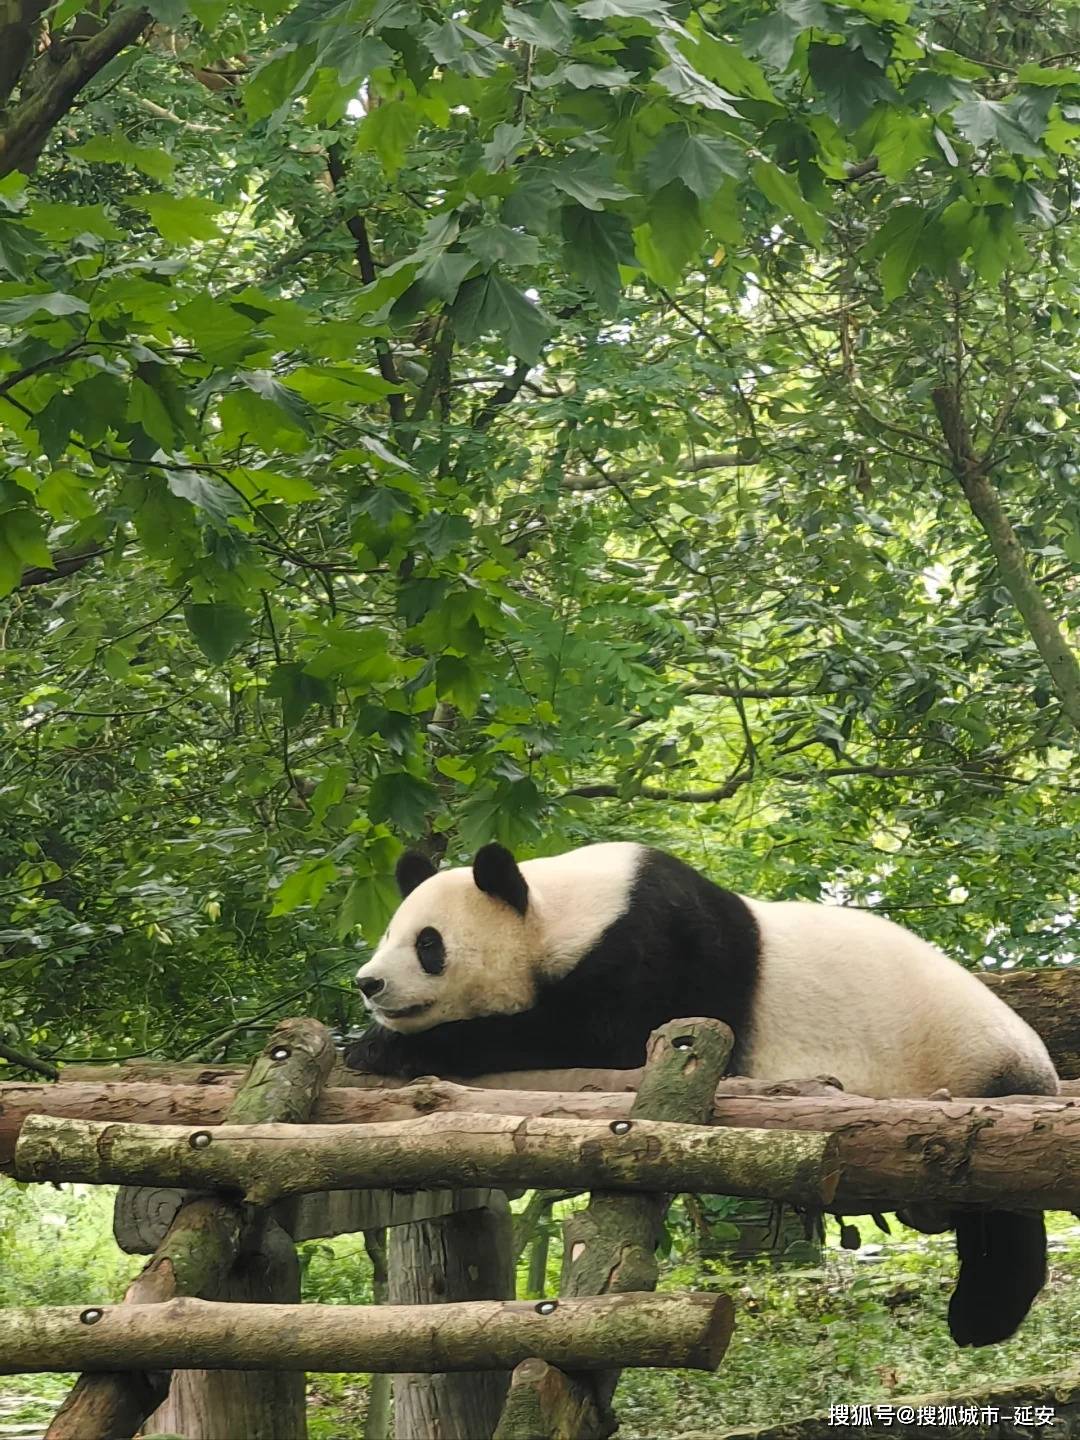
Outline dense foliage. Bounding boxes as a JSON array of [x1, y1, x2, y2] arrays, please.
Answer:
[[1, 0, 1078, 1065]]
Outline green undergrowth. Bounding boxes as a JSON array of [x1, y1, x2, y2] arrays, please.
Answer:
[[3, 1181, 1079, 1438]]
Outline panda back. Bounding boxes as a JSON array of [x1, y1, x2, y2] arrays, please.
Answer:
[[740, 897, 1057, 1100]]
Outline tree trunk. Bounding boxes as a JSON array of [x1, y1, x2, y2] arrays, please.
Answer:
[[363, 1230, 392, 1440], [15, 1111, 840, 1210], [388, 1200, 514, 1440], [1, 1292, 734, 1375]]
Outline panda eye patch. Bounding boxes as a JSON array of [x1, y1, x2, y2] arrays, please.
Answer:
[[415, 926, 445, 975]]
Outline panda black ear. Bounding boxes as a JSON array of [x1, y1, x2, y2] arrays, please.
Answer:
[[473, 843, 528, 916], [396, 851, 438, 898]]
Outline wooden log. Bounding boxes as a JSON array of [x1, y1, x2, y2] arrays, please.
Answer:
[[560, 1019, 737, 1423], [113, 1180, 505, 1252], [0, 1293, 735, 1375], [388, 1197, 515, 1440], [713, 1370, 1080, 1438], [59, 1061, 647, 1091], [0, 1076, 852, 1170], [45, 1018, 334, 1440], [14, 1112, 840, 1210], [8, 1075, 1078, 1173], [494, 1359, 613, 1440], [982, 967, 1080, 1078], [144, 1216, 303, 1440]]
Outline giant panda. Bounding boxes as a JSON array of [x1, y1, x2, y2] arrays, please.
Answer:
[[345, 840, 1059, 1348]]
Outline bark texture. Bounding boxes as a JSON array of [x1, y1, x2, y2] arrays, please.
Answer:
[[560, 1019, 738, 1423], [1, 1293, 735, 1375], [45, 1018, 334, 1440], [387, 1199, 514, 1440], [933, 384, 1080, 735], [7, 1074, 1080, 1174], [493, 1359, 613, 1440], [15, 1110, 839, 1209]]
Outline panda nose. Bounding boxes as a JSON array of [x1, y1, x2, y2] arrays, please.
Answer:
[[357, 975, 385, 1000]]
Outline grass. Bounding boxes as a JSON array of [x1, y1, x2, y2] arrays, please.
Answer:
[[3, 1180, 1079, 1438]]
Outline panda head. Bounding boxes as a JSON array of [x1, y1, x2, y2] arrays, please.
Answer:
[[355, 843, 535, 1032]]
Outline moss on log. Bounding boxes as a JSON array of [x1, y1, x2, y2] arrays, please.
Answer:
[[493, 1359, 613, 1440], [15, 1110, 839, 1209], [1, 1293, 734, 1375], [559, 1019, 738, 1426], [45, 1018, 334, 1440]]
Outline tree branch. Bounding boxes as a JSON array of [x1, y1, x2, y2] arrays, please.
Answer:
[[18, 547, 107, 590], [932, 384, 1080, 735], [0, 1039, 59, 1080], [564, 452, 747, 492], [324, 143, 406, 427], [0, 4, 152, 177]]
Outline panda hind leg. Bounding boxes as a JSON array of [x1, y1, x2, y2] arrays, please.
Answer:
[[948, 1210, 1046, 1347]]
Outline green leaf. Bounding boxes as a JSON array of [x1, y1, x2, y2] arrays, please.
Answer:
[[37, 469, 96, 522], [863, 202, 927, 301], [267, 662, 335, 726], [653, 57, 740, 114], [463, 224, 541, 267], [337, 872, 400, 940], [245, 45, 317, 122], [270, 857, 337, 916], [422, 19, 501, 77], [134, 194, 224, 242], [633, 182, 703, 286], [165, 469, 246, 526], [0, 218, 44, 279], [808, 43, 898, 128], [904, 71, 975, 113], [864, 111, 934, 180], [226, 467, 321, 504], [751, 160, 826, 244], [72, 136, 175, 181], [436, 654, 483, 715], [502, 1, 573, 49], [684, 33, 776, 101], [450, 273, 551, 363], [644, 128, 746, 198], [367, 771, 439, 833], [549, 152, 635, 211], [743, 12, 802, 71], [184, 602, 252, 663], [0, 292, 88, 323], [0, 508, 51, 597], [953, 97, 1045, 157], [562, 207, 633, 313], [356, 99, 420, 176], [311, 762, 350, 822]]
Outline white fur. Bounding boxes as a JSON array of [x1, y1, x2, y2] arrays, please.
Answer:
[[741, 897, 1057, 1098], [357, 843, 642, 1031], [359, 842, 1057, 1099]]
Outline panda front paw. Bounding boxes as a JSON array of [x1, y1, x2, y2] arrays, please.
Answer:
[[342, 1026, 427, 1080]]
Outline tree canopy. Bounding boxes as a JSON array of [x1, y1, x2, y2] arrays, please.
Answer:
[[1, 0, 1078, 1065]]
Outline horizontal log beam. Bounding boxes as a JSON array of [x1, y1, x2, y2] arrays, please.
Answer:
[[14, 1113, 840, 1210], [7, 1076, 1078, 1172], [0, 1292, 734, 1376]]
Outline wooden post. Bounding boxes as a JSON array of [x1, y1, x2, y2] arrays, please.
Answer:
[[45, 1018, 334, 1440], [388, 1195, 515, 1440], [560, 1019, 737, 1426]]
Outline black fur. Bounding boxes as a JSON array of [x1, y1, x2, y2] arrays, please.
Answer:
[[344, 848, 760, 1079], [473, 843, 529, 916], [949, 1210, 1047, 1347], [396, 851, 437, 897]]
